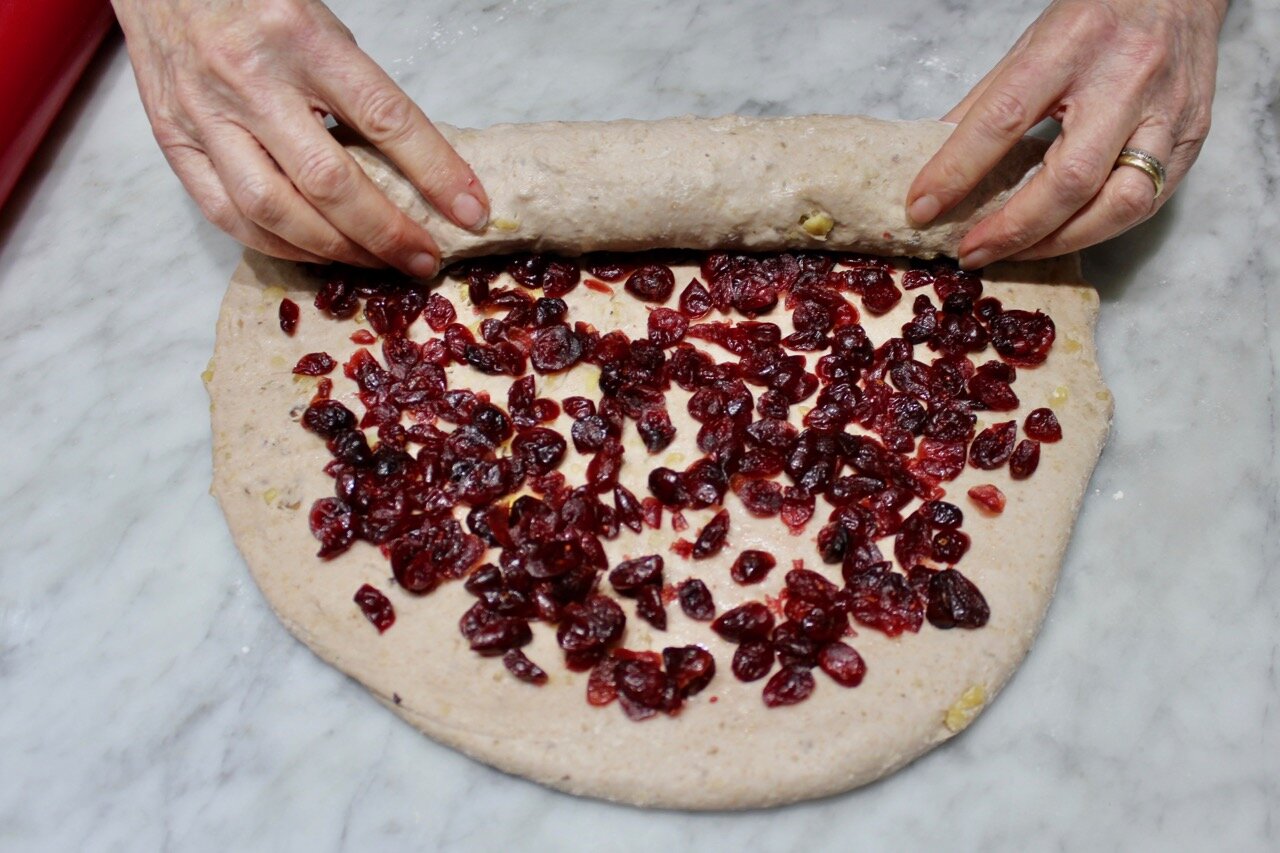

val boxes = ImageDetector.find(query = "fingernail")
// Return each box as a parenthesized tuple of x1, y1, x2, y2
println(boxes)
(451, 192, 488, 230)
(907, 194, 941, 225)
(408, 252, 439, 279)
(959, 248, 992, 270)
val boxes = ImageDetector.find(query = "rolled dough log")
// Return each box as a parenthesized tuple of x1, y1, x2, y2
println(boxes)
(348, 115, 1047, 262)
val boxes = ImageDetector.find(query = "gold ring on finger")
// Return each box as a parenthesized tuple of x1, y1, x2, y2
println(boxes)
(1115, 147, 1167, 199)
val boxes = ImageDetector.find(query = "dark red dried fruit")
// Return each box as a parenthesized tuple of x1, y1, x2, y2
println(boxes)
(511, 427, 567, 476)
(502, 649, 548, 685)
(968, 483, 1006, 514)
(990, 310, 1055, 366)
(530, 324, 583, 373)
(919, 500, 963, 529)
(637, 408, 676, 453)
(678, 279, 713, 318)
(635, 584, 668, 630)
(586, 657, 619, 705)
(818, 642, 866, 687)
(677, 579, 716, 620)
(279, 298, 300, 335)
(625, 264, 676, 303)
(711, 601, 774, 643)
(459, 602, 532, 654)
(609, 555, 664, 593)
(1009, 439, 1041, 479)
(732, 642, 775, 682)
(762, 665, 815, 707)
(648, 307, 689, 347)
(926, 569, 990, 629)
(969, 421, 1018, 469)
(847, 565, 924, 636)
(692, 510, 730, 559)
(353, 584, 395, 633)
(302, 400, 356, 438)
(731, 550, 776, 584)
(1024, 407, 1063, 442)
(293, 352, 337, 376)
(663, 645, 716, 696)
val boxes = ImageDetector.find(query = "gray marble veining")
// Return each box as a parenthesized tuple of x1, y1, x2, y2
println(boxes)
(1, 1, 1276, 850)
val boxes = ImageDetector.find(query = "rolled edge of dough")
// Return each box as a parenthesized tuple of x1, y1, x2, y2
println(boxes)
(344, 114, 1047, 263)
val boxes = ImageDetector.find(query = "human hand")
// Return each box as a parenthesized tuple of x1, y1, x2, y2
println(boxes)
(906, 0, 1226, 268)
(112, 0, 488, 277)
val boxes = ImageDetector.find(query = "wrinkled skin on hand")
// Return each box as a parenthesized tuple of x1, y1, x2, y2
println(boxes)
(907, 0, 1227, 267)
(113, 0, 489, 277)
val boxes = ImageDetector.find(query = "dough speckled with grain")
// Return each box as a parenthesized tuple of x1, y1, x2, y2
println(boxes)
(347, 115, 1048, 262)
(208, 116, 1110, 810)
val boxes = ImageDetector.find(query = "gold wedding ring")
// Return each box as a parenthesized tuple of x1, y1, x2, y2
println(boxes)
(1115, 147, 1167, 199)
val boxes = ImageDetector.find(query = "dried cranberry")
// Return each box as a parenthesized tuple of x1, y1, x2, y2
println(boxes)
(969, 421, 1018, 469)
(677, 579, 716, 620)
(678, 279, 712, 318)
(625, 264, 676, 303)
(459, 602, 532, 654)
(530, 324, 583, 373)
(931, 530, 971, 564)
(637, 408, 677, 452)
(1009, 439, 1041, 479)
(762, 665, 815, 707)
(557, 595, 626, 670)
(663, 645, 716, 696)
(919, 500, 963, 529)
(609, 555, 664, 593)
(511, 427, 567, 476)
(293, 352, 336, 376)
(860, 270, 902, 315)
(990, 310, 1055, 366)
(635, 584, 668, 630)
(691, 510, 730, 559)
(279, 298, 300, 335)
(586, 658, 619, 705)
(731, 550, 776, 584)
(1024, 407, 1063, 442)
(353, 584, 395, 632)
(302, 400, 356, 438)
(711, 602, 774, 643)
(968, 483, 1006, 513)
(502, 649, 549, 685)
(732, 642, 775, 682)
(847, 564, 924, 636)
(926, 569, 990, 629)
(818, 642, 866, 687)
(647, 307, 689, 347)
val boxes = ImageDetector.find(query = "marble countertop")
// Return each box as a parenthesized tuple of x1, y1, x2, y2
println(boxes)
(1, 1, 1276, 849)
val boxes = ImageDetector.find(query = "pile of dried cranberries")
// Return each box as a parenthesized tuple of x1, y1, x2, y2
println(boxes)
(284, 250, 1062, 720)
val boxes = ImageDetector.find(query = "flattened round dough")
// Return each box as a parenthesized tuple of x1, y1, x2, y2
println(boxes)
(208, 117, 1110, 810)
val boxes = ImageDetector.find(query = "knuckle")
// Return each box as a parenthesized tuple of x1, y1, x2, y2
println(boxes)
(1112, 177, 1155, 222)
(1051, 149, 1106, 202)
(358, 87, 415, 142)
(200, 196, 241, 234)
(1068, 2, 1119, 40)
(235, 176, 286, 226)
(295, 148, 355, 205)
(362, 217, 413, 257)
(981, 88, 1030, 138)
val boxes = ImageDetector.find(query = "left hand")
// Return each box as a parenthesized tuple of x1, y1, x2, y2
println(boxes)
(905, 0, 1227, 268)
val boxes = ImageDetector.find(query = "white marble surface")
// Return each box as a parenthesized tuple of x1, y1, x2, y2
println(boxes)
(1, 0, 1276, 849)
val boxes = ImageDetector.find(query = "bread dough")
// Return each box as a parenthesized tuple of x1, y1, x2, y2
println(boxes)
(349, 115, 1048, 262)
(208, 116, 1110, 809)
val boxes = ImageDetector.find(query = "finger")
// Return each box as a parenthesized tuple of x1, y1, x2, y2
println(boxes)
(163, 143, 327, 263)
(312, 55, 489, 231)
(956, 100, 1140, 268)
(1011, 124, 1176, 260)
(907, 60, 1069, 225)
(202, 125, 381, 267)
(254, 99, 444, 278)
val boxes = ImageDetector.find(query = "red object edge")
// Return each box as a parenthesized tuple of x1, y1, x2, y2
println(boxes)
(0, 1, 116, 211)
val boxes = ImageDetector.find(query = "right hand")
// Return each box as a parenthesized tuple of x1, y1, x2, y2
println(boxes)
(112, 0, 488, 278)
